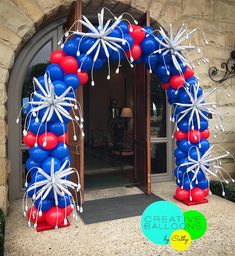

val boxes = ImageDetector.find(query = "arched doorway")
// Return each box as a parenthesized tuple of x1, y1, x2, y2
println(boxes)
(7, 2, 173, 202)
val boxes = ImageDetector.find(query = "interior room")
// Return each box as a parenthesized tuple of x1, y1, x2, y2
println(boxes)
(83, 61, 135, 189)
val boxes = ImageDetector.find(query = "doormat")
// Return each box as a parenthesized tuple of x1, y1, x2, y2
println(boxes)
(79, 193, 163, 224)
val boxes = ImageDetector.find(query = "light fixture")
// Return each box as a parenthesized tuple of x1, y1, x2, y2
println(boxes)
(209, 50, 235, 83)
(120, 107, 133, 118)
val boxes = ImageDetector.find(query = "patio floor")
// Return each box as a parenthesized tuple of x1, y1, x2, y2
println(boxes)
(4, 182, 235, 256)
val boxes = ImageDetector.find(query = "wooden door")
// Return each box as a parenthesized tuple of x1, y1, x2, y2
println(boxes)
(64, 0, 84, 204)
(134, 11, 151, 194)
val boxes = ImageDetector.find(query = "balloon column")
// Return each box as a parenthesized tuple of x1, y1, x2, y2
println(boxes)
(17, 7, 235, 231)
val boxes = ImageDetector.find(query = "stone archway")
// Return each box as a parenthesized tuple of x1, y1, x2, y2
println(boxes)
(1, 0, 234, 213)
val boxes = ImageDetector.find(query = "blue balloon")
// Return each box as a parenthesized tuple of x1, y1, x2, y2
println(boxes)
(197, 179, 208, 190)
(58, 195, 71, 208)
(182, 177, 195, 190)
(197, 138, 210, 152)
(26, 158, 41, 171)
(60, 155, 72, 168)
(117, 22, 129, 33)
(174, 148, 187, 160)
(141, 37, 157, 55)
(110, 50, 125, 62)
(80, 38, 96, 54)
(35, 198, 54, 212)
(167, 87, 179, 104)
(196, 169, 206, 181)
(30, 146, 49, 163)
(38, 108, 58, 123)
(171, 62, 186, 75)
(109, 28, 122, 38)
(174, 168, 184, 179)
(155, 65, 171, 77)
(46, 64, 64, 81)
(26, 181, 41, 198)
(158, 52, 172, 64)
(186, 77, 198, 87)
(178, 119, 191, 132)
(36, 76, 45, 87)
(195, 120, 209, 131)
(31, 172, 47, 183)
(143, 54, 158, 69)
(99, 45, 113, 58)
(42, 157, 61, 174)
(51, 143, 69, 160)
(177, 158, 192, 172)
(121, 34, 134, 51)
(143, 25, 154, 34)
(94, 58, 104, 70)
(63, 74, 80, 90)
(77, 54, 93, 71)
(179, 91, 191, 104)
(189, 147, 201, 161)
(28, 118, 46, 135)
(73, 35, 81, 41)
(48, 122, 67, 136)
(63, 40, 78, 56)
(53, 80, 68, 96)
(177, 139, 192, 153)
(173, 105, 186, 120)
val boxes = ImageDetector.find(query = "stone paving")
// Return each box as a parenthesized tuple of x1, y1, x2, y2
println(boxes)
(5, 182, 235, 256)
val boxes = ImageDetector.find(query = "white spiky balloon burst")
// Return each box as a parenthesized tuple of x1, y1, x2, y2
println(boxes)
(23, 158, 82, 229)
(171, 81, 225, 142)
(16, 72, 84, 144)
(175, 145, 235, 201)
(146, 24, 209, 75)
(58, 7, 139, 86)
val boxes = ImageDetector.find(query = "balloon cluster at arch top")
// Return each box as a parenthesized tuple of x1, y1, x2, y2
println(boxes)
(18, 8, 235, 230)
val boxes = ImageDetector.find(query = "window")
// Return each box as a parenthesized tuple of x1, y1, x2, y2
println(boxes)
(150, 75, 173, 181)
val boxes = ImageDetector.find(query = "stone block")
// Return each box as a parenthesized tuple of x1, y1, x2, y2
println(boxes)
(214, 0, 235, 24)
(0, 120, 7, 143)
(12, 0, 44, 26)
(0, 0, 35, 40)
(0, 68, 9, 85)
(0, 144, 6, 158)
(0, 185, 8, 215)
(183, 0, 213, 17)
(0, 43, 15, 70)
(0, 158, 8, 186)
(158, 4, 182, 28)
(0, 87, 7, 104)
(0, 24, 21, 51)
(225, 34, 235, 49)
(149, 0, 166, 20)
(217, 86, 235, 106)
(0, 105, 6, 120)
(131, 0, 152, 13)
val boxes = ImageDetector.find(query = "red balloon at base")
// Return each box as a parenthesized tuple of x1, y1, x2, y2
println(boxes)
(184, 66, 195, 79)
(175, 187, 190, 201)
(58, 132, 69, 144)
(45, 207, 65, 227)
(174, 130, 187, 140)
(128, 25, 145, 43)
(27, 206, 45, 224)
(38, 132, 58, 150)
(188, 129, 201, 143)
(63, 204, 73, 217)
(170, 75, 185, 89)
(203, 188, 209, 197)
(127, 43, 142, 61)
(191, 187, 205, 202)
(200, 129, 210, 139)
(23, 131, 36, 147)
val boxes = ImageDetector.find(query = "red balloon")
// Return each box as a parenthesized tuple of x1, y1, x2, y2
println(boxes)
(169, 75, 185, 89)
(50, 50, 65, 65)
(45, 207, 65, 227)
(188, 129, 201, 143)
(203, 188, 209, 197)
(38, 132, 58, 150)
(23, 131, 36, 147)
(200, 129, 210, 139)
(58, 132, 69, 144)
(77, 71, 89, 85)
(174, 130, 187, 140)
(127, 43, 142, 61)
(160, 83, 169, 90)
(27, 206, 45, 223)
(191, 187, 205, 202)
(184, 66, 195, 79)
(60, 56, 78, 74)
(128, 24, 145, 43)
(63, 204, 73, 217)
(175, 187, 190, 201)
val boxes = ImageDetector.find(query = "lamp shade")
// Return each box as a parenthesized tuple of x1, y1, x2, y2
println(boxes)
(120, 107, 133, 117)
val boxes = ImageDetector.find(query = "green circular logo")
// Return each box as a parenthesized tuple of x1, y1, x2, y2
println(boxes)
(183, 210, 207, 240)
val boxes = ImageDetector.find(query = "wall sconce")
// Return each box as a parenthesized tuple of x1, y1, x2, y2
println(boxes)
(209, 50, 235, 83)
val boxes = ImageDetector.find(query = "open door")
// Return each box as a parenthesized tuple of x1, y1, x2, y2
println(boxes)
(64, 1, 84, 204)
(134, 11, 151, 194)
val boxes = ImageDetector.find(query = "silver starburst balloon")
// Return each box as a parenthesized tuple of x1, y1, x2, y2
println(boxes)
(176, 145, 235, 201)
(16, 72, 84, 143)
(146, 24, 209, 75)
(23, 158, 82, 228)
(58, 7, 139, 86)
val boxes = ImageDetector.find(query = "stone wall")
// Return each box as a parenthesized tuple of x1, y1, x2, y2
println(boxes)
(0, 0, 234, 213)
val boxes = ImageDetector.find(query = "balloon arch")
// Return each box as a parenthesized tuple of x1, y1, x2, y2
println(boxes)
(17, 8, 234, 231)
